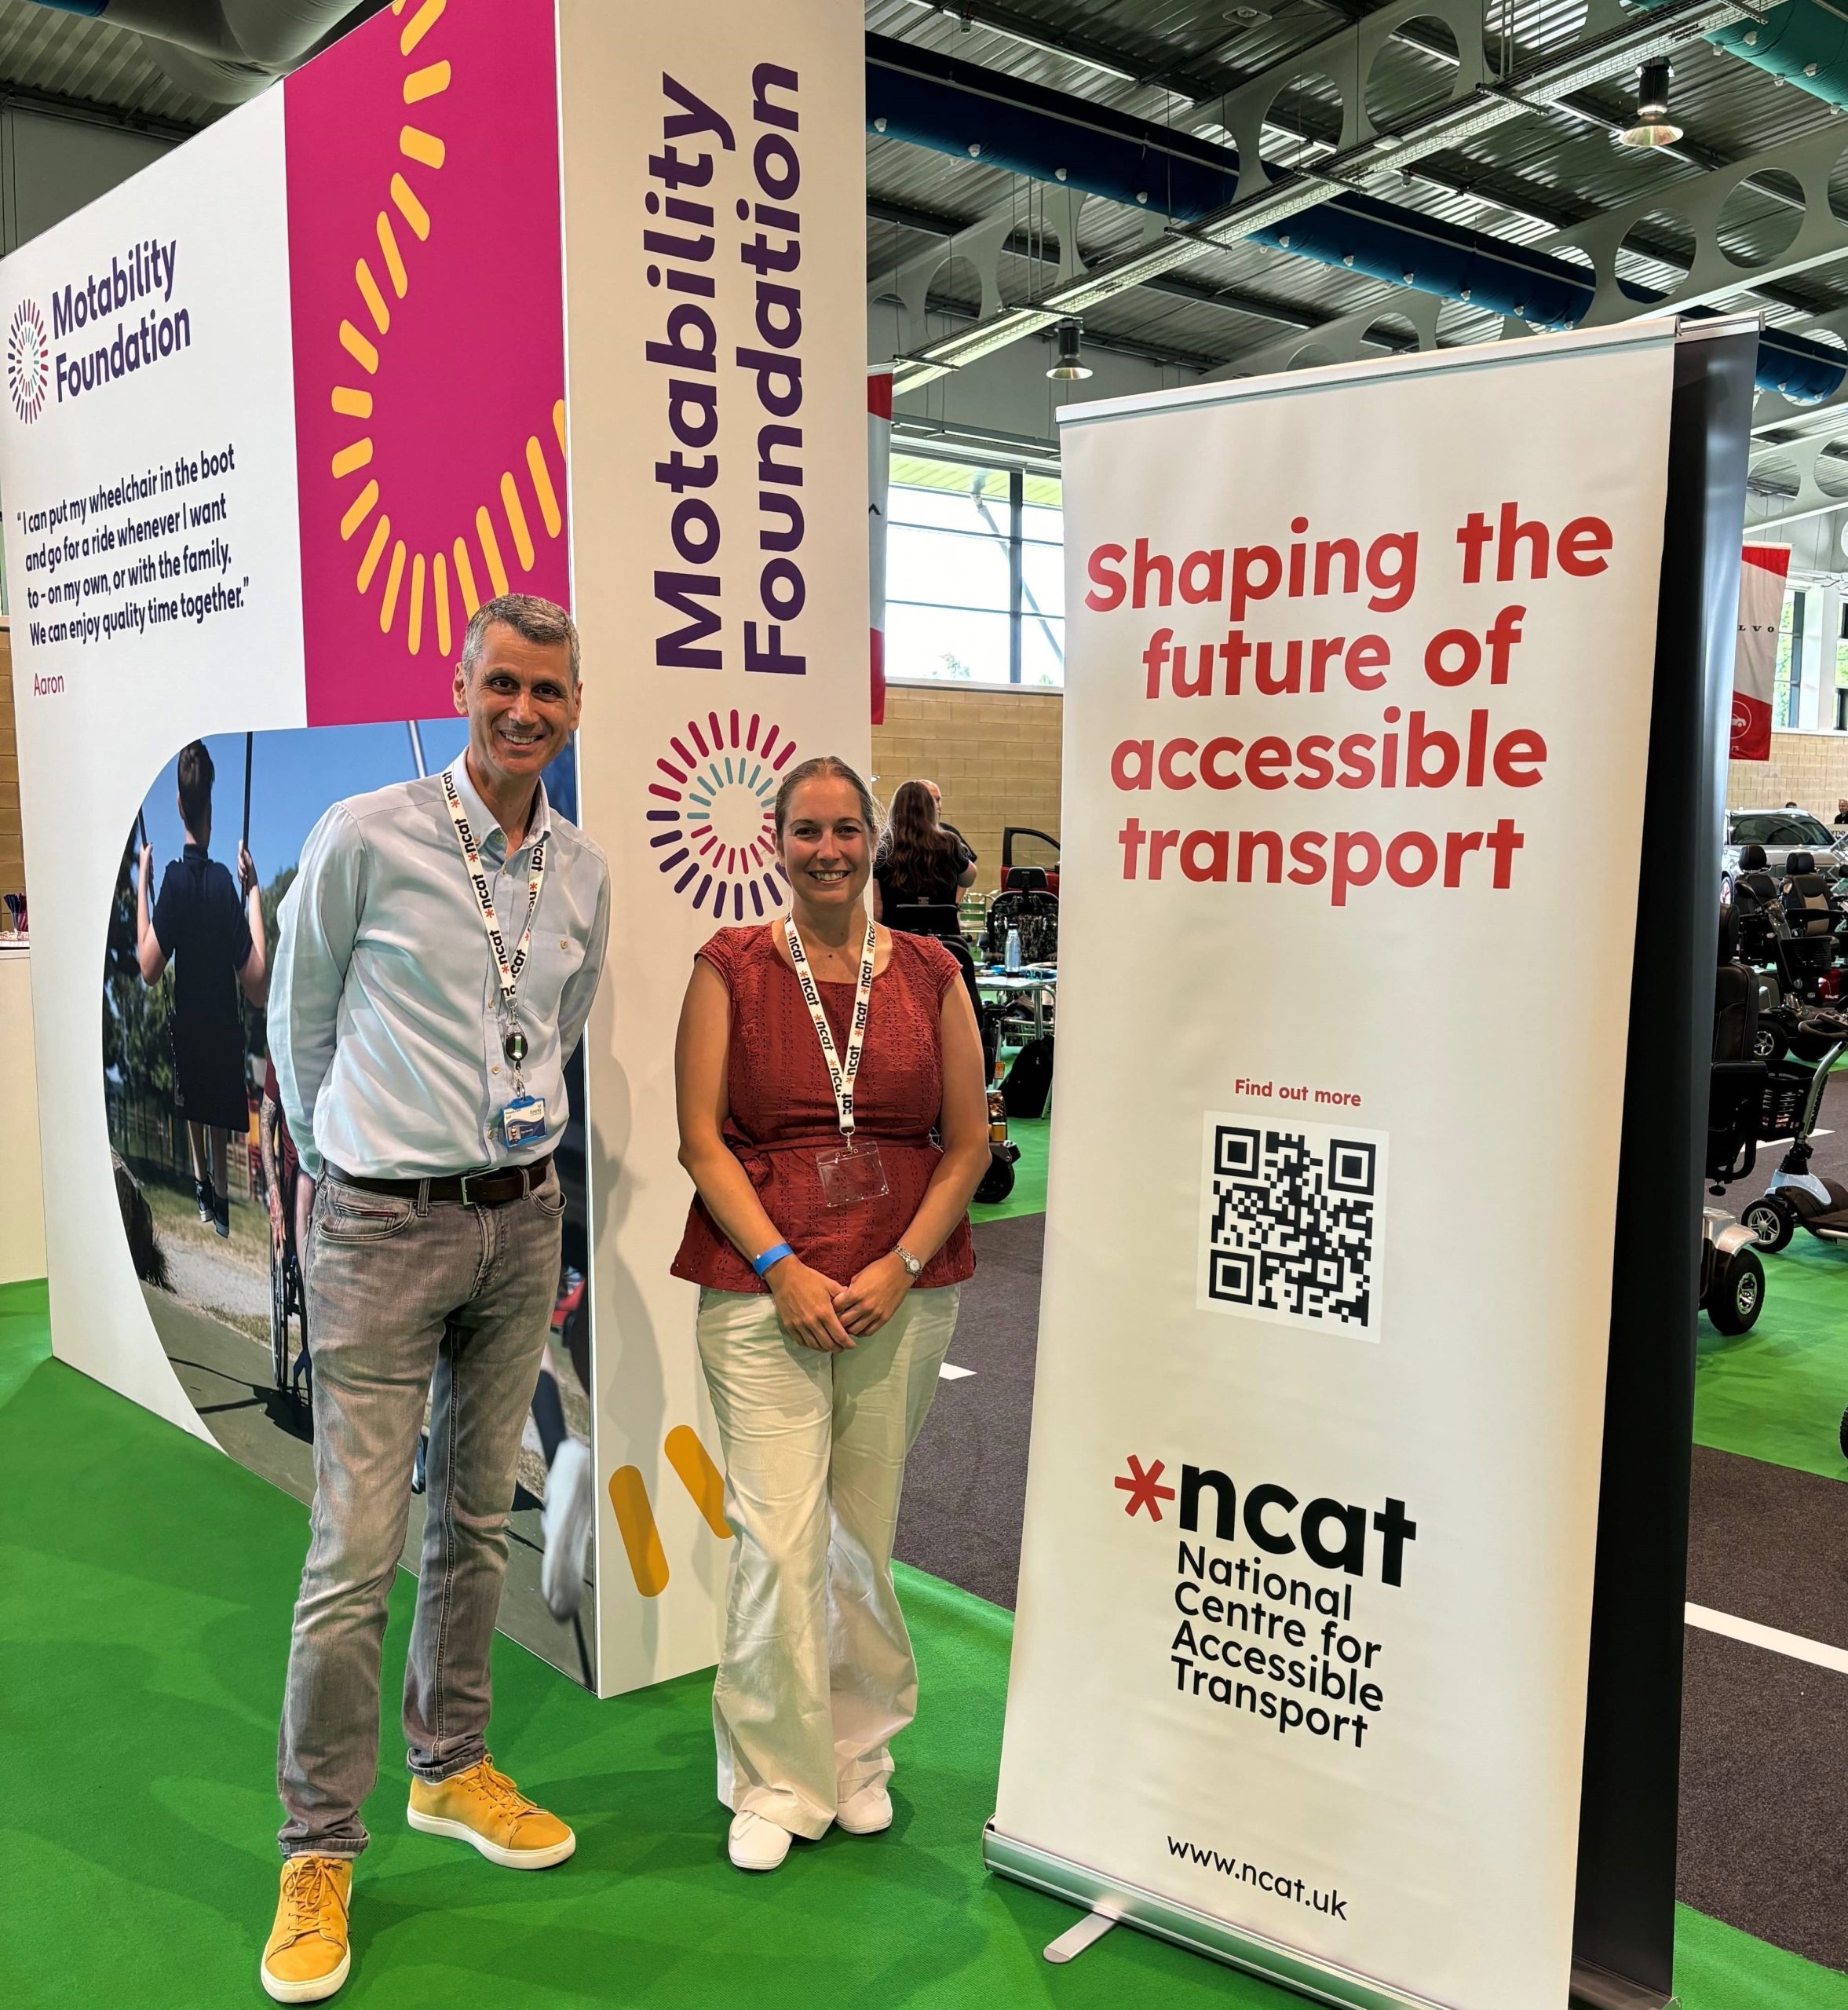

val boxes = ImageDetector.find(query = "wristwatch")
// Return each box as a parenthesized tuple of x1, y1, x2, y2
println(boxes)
(893, 1245, 923, 1280)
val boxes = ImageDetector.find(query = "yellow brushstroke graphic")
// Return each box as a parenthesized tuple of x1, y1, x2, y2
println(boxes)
(608, 1467, 670, 1598)
(400, 125, 446, 170)
(356, 259, 390, 334)
(553, 399, 566, 454)
(332, 438, 373, 481)
(339, 321, 379, 375)
(357, 514, 392, 592)
(433, 552, 453, 655)
(340, 480, 381, 542)
(331, 386, 373, 420)
(400, 0, 445, 56)
(664, 1426, 732, 1538)
(375, 214, 408, 298)
(452, 537, 480, 616)
(407, 552, 426, 655)
(391, 173, 431, 242)
(476, 506, 509, 596)
(500, 472, 535, 571)
(379, 540, 407, 631)
(404, 60, 451, 104)
(525, 437, 561, 537)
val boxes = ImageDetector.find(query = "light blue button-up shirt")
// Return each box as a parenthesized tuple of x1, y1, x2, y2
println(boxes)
(269, 758, 610, 1181)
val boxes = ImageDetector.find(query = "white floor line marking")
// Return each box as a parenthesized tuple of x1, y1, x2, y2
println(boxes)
(1685, 1603, 1848, 1677)
(938, 1363, 975, 1381)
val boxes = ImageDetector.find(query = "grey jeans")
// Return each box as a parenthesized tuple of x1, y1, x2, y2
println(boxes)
(276, 1166, 564, 1858)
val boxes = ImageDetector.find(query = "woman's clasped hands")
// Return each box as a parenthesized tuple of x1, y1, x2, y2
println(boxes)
(766, 1251, 915, 1350)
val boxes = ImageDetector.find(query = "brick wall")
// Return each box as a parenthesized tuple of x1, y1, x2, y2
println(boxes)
(0, 626, 20, 907)
(870, 682, 1063, 887)
(1729, 735, 1848, 819)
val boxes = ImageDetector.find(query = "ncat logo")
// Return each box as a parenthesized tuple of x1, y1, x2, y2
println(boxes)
(7, 300, 48, 423)
(1115, 1453, 1418, 1585)
(648, 709, 798, 920)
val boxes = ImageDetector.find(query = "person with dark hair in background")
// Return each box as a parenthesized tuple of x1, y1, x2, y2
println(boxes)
(872, 779, 977, 935)
(875, 779, 984, 1033)
(137, 739, 268, 1238)
(673, 754, 990, 1873)
(918, 777, 975, 871)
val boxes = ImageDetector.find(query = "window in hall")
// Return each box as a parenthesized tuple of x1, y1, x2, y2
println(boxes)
(1835, 601, 1848, 730)
(1776, 585, 1813, 730)
(885, 453, 1064, 687)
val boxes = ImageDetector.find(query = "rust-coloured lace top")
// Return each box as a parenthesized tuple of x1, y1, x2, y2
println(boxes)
(670, 924, 977, 1294)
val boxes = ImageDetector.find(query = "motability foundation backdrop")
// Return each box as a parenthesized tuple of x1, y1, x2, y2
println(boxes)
(993, 326, 1676, 2008)
(0, 0, 869, 1700)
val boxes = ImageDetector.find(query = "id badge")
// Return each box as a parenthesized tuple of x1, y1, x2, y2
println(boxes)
(816, 1138, 890, 1209)
(502, 1095, 548, 1148)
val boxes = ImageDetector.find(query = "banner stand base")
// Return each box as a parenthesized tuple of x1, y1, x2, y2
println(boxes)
(984, 1822, 1457, 2010)
(1569, 1961, 1679, 2010)
(1043, 1910, 1116, 1964)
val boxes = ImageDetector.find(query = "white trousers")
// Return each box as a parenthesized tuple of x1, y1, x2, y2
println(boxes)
(696, 1283, 959, 1837)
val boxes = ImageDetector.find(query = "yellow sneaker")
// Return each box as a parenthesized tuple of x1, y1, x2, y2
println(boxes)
(260, 1855, 352, 2004)
(407, 1756, 575, 1869)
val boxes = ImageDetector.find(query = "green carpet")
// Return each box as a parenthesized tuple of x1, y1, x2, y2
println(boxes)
(971, 1114, 1047, 1223)
(1696, 1238, 1848, 1482)
(2, 1277, 1842, 2008)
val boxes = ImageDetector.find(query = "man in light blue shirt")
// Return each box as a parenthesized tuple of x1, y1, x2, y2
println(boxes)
(260, 594, 608, 2006)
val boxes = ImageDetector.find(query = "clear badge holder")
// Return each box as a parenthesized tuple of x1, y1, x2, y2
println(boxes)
(816, 1138, 890, 1209)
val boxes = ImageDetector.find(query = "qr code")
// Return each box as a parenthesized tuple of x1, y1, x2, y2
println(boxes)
(1196, 1115, 1389, 1340)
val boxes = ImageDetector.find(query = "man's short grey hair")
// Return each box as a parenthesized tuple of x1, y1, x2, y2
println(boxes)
(461, 594, 580, 684)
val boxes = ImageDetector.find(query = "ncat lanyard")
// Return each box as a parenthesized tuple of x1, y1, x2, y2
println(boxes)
(783, 912, 875, 1142)
(441, 768, 547, 1086)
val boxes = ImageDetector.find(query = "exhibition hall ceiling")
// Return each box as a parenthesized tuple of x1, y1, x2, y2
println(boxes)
(0, 0, 1843, 514)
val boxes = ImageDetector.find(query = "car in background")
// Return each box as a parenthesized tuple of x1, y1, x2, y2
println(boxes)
(1722, 809, 1848, 901)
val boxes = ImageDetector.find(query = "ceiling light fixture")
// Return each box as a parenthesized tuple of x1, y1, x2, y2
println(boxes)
(903, 0, 1141, 84)
(1620, 59, 1683, 148)
(1046, 318, 1094, 381)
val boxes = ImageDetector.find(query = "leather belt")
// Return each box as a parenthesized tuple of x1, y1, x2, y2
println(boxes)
(327, 1153, 553, 1209)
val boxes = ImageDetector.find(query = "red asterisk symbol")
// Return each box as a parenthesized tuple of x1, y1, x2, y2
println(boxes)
(1116, 1454, 1175, 1521)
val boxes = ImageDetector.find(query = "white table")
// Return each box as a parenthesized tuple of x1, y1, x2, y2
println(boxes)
(977, 967, 1057, 1040)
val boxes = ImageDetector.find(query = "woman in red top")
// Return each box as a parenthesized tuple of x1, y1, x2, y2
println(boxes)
(674, 755, 989, 1871)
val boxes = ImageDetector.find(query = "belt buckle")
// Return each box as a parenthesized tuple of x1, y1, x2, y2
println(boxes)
(458, 1167, 488, 1208)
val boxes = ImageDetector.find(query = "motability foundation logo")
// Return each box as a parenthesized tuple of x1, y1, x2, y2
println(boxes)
(648, 710, 798, 921)
(7, 300, 49, 423)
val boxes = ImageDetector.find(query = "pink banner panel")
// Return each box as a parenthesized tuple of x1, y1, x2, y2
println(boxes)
(287, 0, 568, 726)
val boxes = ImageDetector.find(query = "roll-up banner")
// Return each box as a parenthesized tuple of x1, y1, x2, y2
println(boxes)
(1731, 543, 1790, 760)
(988, 321, 1740, 2010)
(0, 0, 866, 1701)
(557, 0, 869, 1695)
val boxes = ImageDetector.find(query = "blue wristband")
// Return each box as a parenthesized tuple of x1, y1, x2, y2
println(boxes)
(751, 1241, 794, 1277)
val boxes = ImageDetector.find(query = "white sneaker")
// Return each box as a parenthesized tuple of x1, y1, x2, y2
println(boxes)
(539, 1438, 593, 1621)
(836, 1783, 893, 1835)
(728, 1811, 793, 1871)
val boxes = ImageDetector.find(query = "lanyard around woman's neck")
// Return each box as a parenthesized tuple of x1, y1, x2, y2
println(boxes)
(783, 912, 875, 1143)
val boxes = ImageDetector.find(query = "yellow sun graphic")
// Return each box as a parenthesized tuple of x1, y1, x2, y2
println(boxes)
(329, 0, 568, 658)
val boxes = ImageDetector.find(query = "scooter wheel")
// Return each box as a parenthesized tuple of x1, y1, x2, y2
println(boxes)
(1751, 1027, 1782, 1062)
(973, 1152, 1017, 1207)
(1707, 1247, 1764, 1337)
(1742, 1196, 1795, 1254)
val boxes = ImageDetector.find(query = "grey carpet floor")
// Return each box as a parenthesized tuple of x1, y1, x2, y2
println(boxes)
(900, 1213, 1848, 1972)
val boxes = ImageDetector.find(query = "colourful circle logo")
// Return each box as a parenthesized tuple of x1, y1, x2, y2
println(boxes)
(648, 711, 798, 920)
(8, 301, 48, 424)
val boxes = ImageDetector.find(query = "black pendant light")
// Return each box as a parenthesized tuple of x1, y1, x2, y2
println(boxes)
(1620, 59, 1682, 148)
(1046, 318, 1093, 381)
